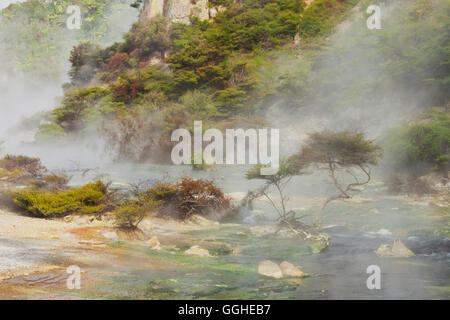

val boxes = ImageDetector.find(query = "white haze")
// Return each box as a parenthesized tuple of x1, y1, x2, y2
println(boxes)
(267, 0, 426, 158)
(0, 1, 26, 10)
(0, 0, 138, 168)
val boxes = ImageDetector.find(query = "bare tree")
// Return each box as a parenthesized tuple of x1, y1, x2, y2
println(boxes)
(245, 158, 318, 238)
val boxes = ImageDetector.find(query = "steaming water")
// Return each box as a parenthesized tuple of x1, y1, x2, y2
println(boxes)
(0, 0, 448, 299)
(1, 164, 447, 299)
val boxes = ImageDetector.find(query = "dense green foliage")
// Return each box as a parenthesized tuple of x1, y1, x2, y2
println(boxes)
(0, 0, 137, 79)
(382, 110, 450, 174)
(38, 0, 359, 159)
(299, 131, 383, 167)
(299, 0, 359, 38)
(13, 0, 446, 176)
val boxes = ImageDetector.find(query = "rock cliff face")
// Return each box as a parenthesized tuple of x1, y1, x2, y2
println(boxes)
(140, 0, 221, 24)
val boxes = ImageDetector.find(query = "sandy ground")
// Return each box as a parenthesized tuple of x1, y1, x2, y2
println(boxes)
(0, 209, 96, 240)
(0, 207, 222, 284)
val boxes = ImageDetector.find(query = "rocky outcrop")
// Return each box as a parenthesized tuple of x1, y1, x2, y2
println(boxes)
(140, 0, 225, 24)
(258, 260, 283, 279)
(376, 239, 415, 258)
(280, 261, 305, 277)
(258, 260, 305, 279)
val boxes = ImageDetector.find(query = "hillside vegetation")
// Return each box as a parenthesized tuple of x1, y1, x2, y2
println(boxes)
(0, 0, 137, 80)
(35, 0, 361, 160)
(2, 0, 448, 175)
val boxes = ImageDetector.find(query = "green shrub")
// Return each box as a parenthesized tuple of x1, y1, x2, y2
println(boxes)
(299, 0, 359, 39)
(113, 196, 160, 229)
(12, 181, 108, 217)
(180, 90, 219, 120)
(35, 123, 66, 141)
(113, 184, 167, 228)
(382, 110, 450, 174)
(52, 86, 110, 132)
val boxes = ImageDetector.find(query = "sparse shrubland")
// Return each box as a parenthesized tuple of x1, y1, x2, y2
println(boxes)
(0, 155, 234, 225)
(246, 130, 382, 229)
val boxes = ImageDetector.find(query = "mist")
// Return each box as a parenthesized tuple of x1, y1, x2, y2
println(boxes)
(0, 0, 138, 168)
(268, 0, 445, 162)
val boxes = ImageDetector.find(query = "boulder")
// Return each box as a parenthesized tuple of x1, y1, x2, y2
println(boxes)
(280, 261, 305, 278)
(258, 260, 283, 279)
(141, 0, 210, 24)
(376, 239, 415, 257)
(185, 245, 211, 257)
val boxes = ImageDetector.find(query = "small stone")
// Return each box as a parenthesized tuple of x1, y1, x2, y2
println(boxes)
(258, 260, 283, 279)
(185, 245, 211, 257)
(280, 261, 305, 278)
(231, 248, 240, 256)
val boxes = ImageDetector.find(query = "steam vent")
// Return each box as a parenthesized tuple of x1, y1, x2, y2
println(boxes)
(140, 0, 224, 24)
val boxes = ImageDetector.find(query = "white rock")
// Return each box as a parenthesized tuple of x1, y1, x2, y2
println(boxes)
(280, 261, 305, 278)
(258, 260, 283, 279)
(185, 245, 211, 257)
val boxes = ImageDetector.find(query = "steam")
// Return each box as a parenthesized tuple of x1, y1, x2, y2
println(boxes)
(0, 1, 26, 10)
(266, 0, 441, 158)
(0, 0, 138, 168)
